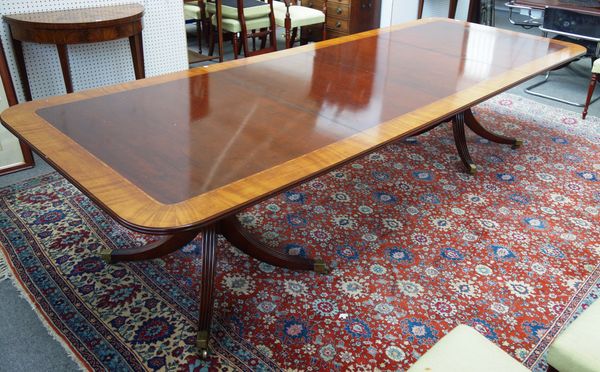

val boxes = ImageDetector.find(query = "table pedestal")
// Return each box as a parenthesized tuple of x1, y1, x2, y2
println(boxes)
(100, 215, 328, 358)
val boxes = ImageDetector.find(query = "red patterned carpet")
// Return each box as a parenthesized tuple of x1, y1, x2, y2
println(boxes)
(1, 93, 599, 371)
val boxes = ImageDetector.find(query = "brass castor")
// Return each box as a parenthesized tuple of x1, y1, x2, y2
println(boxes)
(197, 330, 209, 359)
(99, 249, 113, 264)
(314, 259, 329, 274)
(512, 139, 523, 149)
(200, 349, 209, 359)
(467, 164, 477, 175)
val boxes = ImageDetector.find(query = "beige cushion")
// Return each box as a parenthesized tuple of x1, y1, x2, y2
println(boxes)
(205, 1, 271, 20)
(593, 58, 600, 74)
(271, 0, 286, 11)
(211, 14, 272, 33)
(547, 299, 600, 372)
(273, 4, 325, 28)
(184, 3, 207, 20)
(407, 325, 529, 372)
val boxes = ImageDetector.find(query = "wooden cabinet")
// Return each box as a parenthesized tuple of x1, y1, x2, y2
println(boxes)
(301, 0, 381, 40)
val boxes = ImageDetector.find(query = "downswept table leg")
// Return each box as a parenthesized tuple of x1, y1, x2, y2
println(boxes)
(100, 229, 200, 263)
(100, 225, 217, 358)
(197, 225, 217, 359)
(219, 215, 329, 273)
(452, 108, 523, 174)
(463, 109, 523, 149)
(452, 112, 477, 174)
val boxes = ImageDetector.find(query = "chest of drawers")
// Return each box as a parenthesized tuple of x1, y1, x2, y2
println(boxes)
(301, 0, 381, 40)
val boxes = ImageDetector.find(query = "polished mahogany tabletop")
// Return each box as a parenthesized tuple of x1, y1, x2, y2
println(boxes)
(0, 18, 585, 233)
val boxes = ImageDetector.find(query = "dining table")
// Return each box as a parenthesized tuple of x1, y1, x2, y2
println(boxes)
(0, 18, 585, 357)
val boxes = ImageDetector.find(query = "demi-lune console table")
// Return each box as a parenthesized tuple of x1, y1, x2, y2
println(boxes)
(3, 4, 145, 101)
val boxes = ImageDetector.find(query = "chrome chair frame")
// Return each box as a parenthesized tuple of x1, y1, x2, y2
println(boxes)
(504, 1, 543, 28)
(524, 9, 600, 107)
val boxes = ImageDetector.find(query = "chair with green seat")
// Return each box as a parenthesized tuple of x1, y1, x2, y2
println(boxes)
(546, 298, 600, 371)
(183, 0, 210, 52)
(207, 0, 277, 59)
(272, 0, 327, 49)
(407, 325, 529, 372)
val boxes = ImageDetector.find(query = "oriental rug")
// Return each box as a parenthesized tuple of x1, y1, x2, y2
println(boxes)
(1, 93, 599, 371)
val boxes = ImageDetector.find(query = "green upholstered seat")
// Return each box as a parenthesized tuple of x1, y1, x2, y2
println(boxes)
(205, 0, 272, 20)
(407, 325, 529, 372)
(593, 58, 600, 74)
(183, 3, 207, 20)
(272, 1, 325, 28)
(211, 14, 272, 33)
(547, 299, 600, 372)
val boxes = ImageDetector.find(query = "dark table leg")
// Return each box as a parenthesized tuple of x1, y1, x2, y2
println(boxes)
(56, 44, 73, 94)
(101, 215, 328, 360)
(100, 228, 200, 263)
(197, 225, 217, 359)
(219, 215, 328, 273)
(128, 32, 145, 80)
(11, 39, 32, 101)
(451, 108, 523, 174)
(463, 108, 522, 148)
(100, 226, 218, 359)
(452, 111, 477, 174)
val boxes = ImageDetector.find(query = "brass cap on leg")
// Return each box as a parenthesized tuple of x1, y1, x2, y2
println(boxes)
(512, 139, 523, 149)
(314, 259, 329, 274)
(99, 249, 113, 264)
(196, 330, 209, 358)
(468, 164, 477, 175)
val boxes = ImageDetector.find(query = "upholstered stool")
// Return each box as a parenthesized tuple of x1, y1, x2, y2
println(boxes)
(547, 299, 600, 371)
(582, 58, 600, 120)
(407, 325, 529, 371)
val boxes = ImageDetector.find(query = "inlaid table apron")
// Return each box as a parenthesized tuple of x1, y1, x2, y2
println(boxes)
(0, 18, 585, 357)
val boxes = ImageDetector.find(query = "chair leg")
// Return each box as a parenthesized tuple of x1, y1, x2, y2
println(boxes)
(260, 27, 267, 49)
(285, 16, 292, 49)
(582, 73, 598, 120)
(232, 34, 239, 59)
(237, 34, 244, 56)
(322, 22, 326, 41)
(208, 25, 215, 56)
(448, 0, 458, 18)
(290, 27, 298, 47)
(196, 19, 202, 52)
(417, 0, 425, 19)
(203, 19, 211, 44)
(285, 28, 291, 49)
(269, 13, 277, 51)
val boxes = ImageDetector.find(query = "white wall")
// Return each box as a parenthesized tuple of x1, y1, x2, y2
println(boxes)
(380, 0, 471, 27)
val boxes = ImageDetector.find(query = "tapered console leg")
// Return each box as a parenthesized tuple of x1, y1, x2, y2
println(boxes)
(197, 225, 217, 359)
(100, 229, 200, 263)
(219, 216, 328, 273)
(464, 109, 522, 149)
(452, 112, 477, 174)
